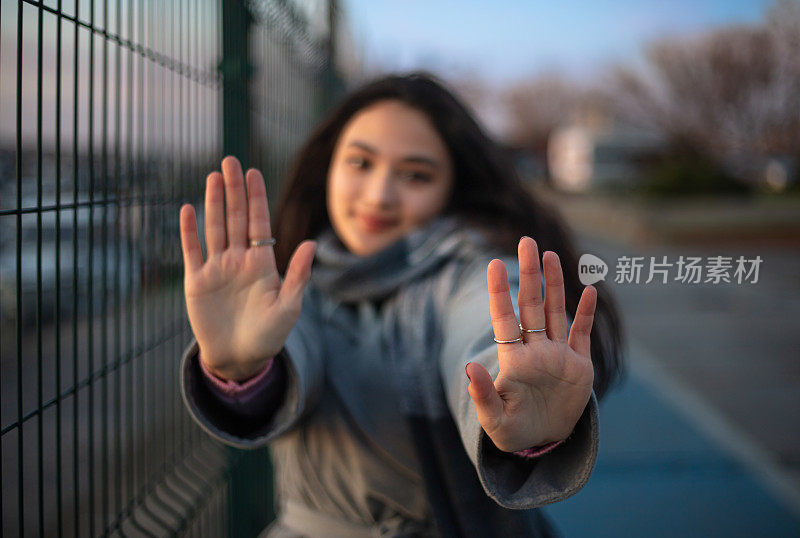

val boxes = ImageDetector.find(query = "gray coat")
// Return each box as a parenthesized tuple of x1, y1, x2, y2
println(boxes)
(180, 216, 599, 537)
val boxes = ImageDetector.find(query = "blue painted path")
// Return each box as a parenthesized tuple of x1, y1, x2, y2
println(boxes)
(543, 371, 800, 537)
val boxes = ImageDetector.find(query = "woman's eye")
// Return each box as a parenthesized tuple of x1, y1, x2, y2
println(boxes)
(400, 170, 433, 183)
(346, 156, 370, 169)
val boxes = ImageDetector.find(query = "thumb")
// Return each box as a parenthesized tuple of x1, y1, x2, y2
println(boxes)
(466, 362, 504, 433)
(278, 240, 316, 309)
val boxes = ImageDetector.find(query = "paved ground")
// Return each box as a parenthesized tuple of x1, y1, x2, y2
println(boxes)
(544, 365, 800, 537)
(539, 191, 800, 536)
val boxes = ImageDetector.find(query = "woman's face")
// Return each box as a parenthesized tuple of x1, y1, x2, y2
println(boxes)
(327, 100, 454, 257)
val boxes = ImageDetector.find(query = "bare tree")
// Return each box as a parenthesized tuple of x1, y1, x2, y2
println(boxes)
(501, 74, 594, 153)
(608, 0, 800, 159)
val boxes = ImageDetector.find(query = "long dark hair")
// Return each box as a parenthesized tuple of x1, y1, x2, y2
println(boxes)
(274, 72, 625, 399)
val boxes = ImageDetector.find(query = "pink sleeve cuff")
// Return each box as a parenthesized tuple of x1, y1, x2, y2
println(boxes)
(199, 351, 274, 400)
(513, 439, 566, 459)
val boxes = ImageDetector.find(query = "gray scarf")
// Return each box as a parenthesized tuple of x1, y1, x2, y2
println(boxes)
(310, 214, 483, 303)
(310, 214, 489, 417)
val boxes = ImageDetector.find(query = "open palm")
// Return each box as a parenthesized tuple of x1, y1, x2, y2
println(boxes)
(179, 156, 316, 381)
(466, 237, 596, 452)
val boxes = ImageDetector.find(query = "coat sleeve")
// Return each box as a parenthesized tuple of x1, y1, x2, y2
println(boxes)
(438, 256, 600, 509)
(179, 288, 326, 449)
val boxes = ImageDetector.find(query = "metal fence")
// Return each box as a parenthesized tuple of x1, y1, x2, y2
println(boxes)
(0, 0, 338, 535)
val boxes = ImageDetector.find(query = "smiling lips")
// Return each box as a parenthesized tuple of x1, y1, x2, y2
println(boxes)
(356, 213, 397, 233)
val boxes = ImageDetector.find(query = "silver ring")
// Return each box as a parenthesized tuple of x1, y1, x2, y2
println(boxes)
(519, 323, 546, 333)
(493, 334, 524, 344)
(250, 238, 276, 248)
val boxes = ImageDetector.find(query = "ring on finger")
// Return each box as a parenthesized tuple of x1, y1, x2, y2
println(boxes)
(519, 323, 546, 333)
(250, 238, 276, 248)
(493, 332, 524, 344)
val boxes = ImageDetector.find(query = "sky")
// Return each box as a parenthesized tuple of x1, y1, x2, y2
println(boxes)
(341, 0, 776, 85)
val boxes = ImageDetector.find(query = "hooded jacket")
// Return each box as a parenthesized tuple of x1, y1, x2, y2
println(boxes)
(180, 215, 599, 537)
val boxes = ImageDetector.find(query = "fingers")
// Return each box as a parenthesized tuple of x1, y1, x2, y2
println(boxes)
(543, 251, 568, 343)
(487, 259, 520, 343)
(205, 157, 270, 256)
(179, 204, 203, 273)
(466, 362, 504, 433)
(517, 237, 546, 338)
(245, 168, 272, 244)
(568, 285, 597, 358)
(490, 246, 570, 345)
(204, 171, 226, 255)
(278, 240, 317, 310)
(221, 156, 248, 249)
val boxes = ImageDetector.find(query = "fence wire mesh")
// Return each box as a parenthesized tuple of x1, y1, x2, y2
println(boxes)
(0, 0, 337, 535)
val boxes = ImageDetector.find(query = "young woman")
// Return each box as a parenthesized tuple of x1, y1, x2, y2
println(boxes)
(178, 72, 624, 537)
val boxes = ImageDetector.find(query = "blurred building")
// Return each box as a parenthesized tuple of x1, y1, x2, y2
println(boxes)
(547, 121, 664, 193)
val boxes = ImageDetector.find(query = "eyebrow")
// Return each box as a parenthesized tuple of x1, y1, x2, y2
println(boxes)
(347, 140, 442, 169)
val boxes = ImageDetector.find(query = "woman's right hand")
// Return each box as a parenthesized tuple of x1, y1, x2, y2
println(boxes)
(179, 156, 317, 382)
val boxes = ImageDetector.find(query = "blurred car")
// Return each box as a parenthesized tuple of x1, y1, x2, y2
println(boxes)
(0, 207, 141, 326)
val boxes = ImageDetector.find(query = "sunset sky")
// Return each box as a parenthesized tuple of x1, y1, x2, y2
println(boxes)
(342, 0, 775, 84)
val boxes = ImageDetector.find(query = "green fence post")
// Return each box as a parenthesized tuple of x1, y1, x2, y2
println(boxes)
(319, 0, 344, 115)
(221, 1, 275, 537)
(222, 0, 254, 166)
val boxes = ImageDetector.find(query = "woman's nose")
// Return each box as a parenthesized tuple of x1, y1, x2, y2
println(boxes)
(362, 167, 396, 207)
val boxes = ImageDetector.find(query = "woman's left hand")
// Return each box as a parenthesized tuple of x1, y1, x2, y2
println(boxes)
(466, 236, 596, 453)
